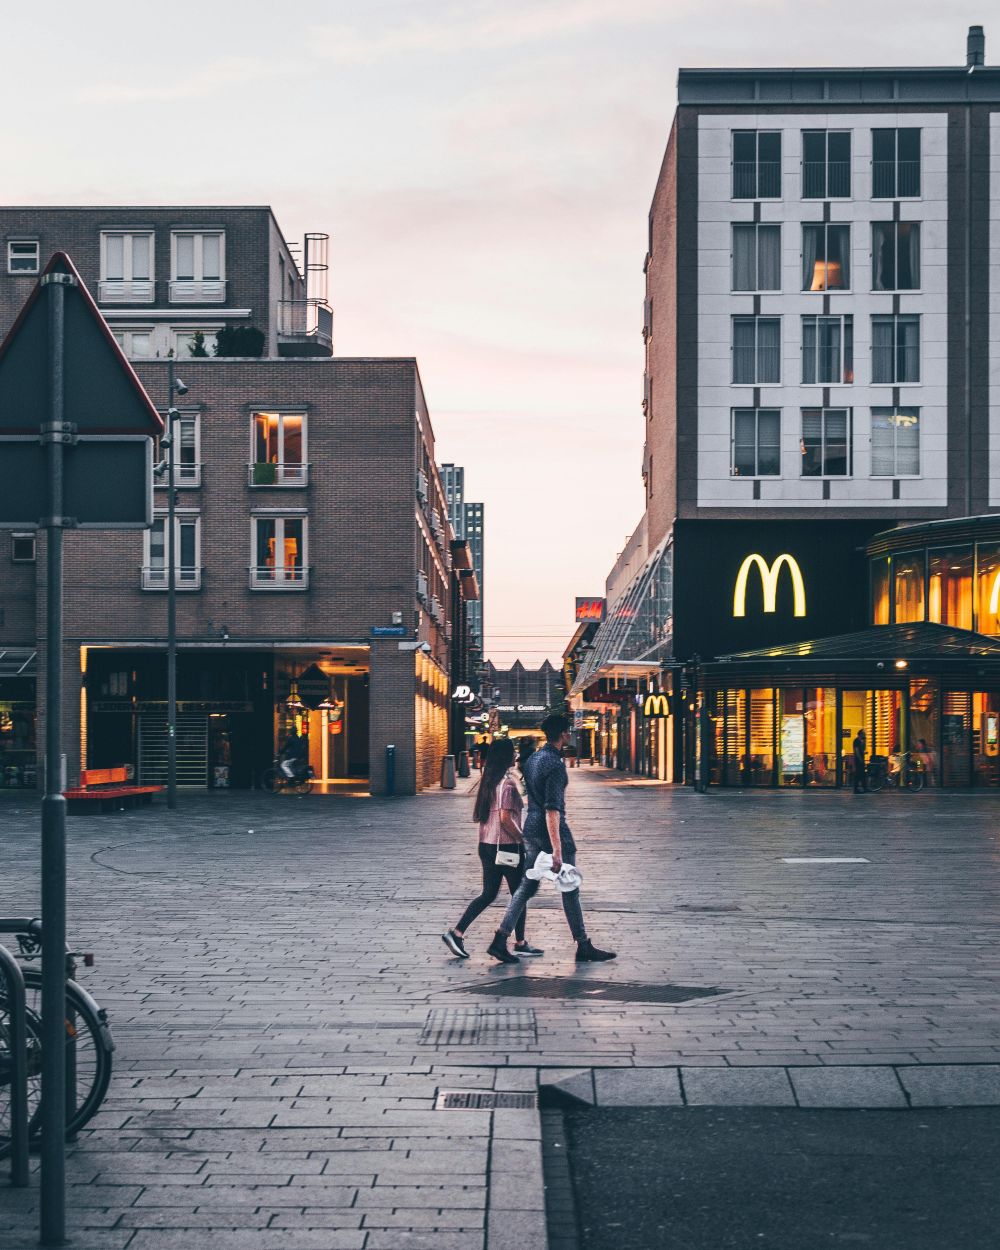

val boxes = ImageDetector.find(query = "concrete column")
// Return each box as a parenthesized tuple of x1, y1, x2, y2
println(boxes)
(368, 639, 417, 795)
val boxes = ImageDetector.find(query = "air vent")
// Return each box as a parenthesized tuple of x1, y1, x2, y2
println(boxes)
(436, 1091, 538, 1110)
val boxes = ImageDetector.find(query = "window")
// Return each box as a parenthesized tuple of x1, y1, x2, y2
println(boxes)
(928, 547, 973, 631)
(172, 328, 219, 358)
(975, 544, 1000, 635)
(731, 224, 781, 291)
(7, 241, 39, 274)
(802, 130, 851, 198)
(802, 315, 853, 385)
(732, 131, 781, 199)
(99, 231, 154, 302)
(111, 328, 154, 359)
(143, 516, 200, 589)
(170, 231, 226, 302)
(801, 408, 851, 476)
(872, 128, 920, 198)
(252, 516, 307, 588)
(872, 222, 920, 290)
(731, 409, 781, 477)
(11, 533, 35, 562)
(870, 315, 919, 385)
(732, 317, 781, 385)
(894, 551, 925, 622)
(871, 407, 920, 476)
(251, 411, 307, 486)
(802, 224, 850, 291)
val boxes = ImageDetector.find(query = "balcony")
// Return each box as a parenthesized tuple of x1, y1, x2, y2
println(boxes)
(99, 279, 155, 304)
(872, 160, 920, 199)
(732, 161, 781, 199)
(141, 566, 202, 591)
(155, 462, 202, 488)
(249, 565, 310, 591)
(169, 279, 227, 304)
(248, 462, 309, 487)
(802, 161, 851, 198)
(277, 299, 334, 358)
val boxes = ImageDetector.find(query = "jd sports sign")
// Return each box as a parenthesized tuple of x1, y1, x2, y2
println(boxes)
(733, 553, 806, 618)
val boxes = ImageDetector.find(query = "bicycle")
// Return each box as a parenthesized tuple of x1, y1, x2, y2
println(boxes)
(0, 919, 114, 1159)
(866, 752, 925, 793)
(260, 759, 314, 795)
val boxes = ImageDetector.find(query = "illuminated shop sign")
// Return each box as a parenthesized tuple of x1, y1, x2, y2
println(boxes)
(643, 693, 672, 718)
(452, 685, 477, 704)
(575, 597, 607, 623)
(496, 704, 546, 713)
(733, 554, 806, 618)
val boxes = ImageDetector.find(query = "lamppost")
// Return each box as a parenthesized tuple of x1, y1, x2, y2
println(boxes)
(156, 360, 189, 809)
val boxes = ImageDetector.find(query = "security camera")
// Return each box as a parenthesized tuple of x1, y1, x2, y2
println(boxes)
(174, 378, 189, 396)
(419, 642, 432, 654)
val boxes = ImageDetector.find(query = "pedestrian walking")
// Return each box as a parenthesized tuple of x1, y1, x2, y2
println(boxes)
(852, 728, 868, 793)
(487, 714, 615, 965)
(475, 735, 490, 771)
(442, 738, 543, 961)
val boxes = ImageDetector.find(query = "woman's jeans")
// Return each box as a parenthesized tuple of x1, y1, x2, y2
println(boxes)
(498, 837, 587, 943)
(457, 845, 527, 941)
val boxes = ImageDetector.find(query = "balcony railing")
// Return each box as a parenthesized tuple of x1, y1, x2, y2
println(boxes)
(249, 565, 310, 590)
(154, 462, 202, 488)
(277, 299, 333, 352)
(802, 161, 851, 198)
(872, 160, 920, 199)
(248, 462, 309, 487)
(98, 278, 155, 304)
(141, 566, 202, 590)
(732, 161, 781, 199)
(169, 278, 227, 304)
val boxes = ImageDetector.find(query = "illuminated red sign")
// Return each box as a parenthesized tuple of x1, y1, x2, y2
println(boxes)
(575, 597, 606, 623)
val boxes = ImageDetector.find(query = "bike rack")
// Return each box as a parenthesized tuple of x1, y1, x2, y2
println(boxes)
(0, 942, 30, 1187)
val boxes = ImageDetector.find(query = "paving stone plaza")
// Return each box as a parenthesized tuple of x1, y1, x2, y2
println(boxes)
(4, 769, 1000, 1248)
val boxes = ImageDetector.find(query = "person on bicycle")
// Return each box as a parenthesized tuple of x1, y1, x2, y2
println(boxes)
(852, 729, 868, 793)
(279, 727, 309, 780)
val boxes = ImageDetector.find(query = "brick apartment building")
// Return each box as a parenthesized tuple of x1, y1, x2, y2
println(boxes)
(0, 206, 459, 794)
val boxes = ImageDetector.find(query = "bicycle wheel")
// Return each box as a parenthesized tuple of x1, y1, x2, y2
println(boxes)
(260, 767, 279, 792)
(867, 767, 885, 793)
(0, 995, 43, 1160)
(907, 767, 925, 793)
(287, 774, 312, 795)
(20, 971, 114, 1136)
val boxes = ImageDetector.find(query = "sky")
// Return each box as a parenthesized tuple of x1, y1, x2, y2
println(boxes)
(2, 1, 990, 664)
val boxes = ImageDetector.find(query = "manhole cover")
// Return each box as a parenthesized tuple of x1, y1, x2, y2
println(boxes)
(436, 1091, 538, 1110)
(450, 978, 726, 1005)
(420, 1006, 538, 1046)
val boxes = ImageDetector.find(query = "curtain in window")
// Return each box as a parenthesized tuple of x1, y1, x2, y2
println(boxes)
(896, 411, 919, 475)
(802, 225, 820, 290)
(175, 236, 195, 281)
(732, 225, 756, 290)
(827, 226, 850, 289)
(756, 319, 781, 384)
(802, 318, 817, 384)
(871, 316, 894, 383)
(105, 235, 125, 281)
(732, 318, 756, 383)
(825, 409, 850, 476)
(732, 410, 757, 475)
(131, 235, 150, 281)
(899, 223, 920, 289)
(757, 225, 780, 289)
(898, 315, 919, 382)
(801, 409, 823, 476)
(757, 410, 781, 475)
(870, 410, 896, 476)
(818, 318, 840, 384)
(202, 235, 221, 280)
(872, 223, 893, 291)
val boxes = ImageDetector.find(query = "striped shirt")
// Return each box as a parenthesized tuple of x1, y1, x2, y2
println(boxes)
(477, 774, 524, 846)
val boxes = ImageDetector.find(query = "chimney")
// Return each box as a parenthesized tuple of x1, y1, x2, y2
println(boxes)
(967, 25, 985, 67)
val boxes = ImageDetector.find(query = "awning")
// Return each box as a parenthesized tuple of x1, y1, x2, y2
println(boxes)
(0, 649, 37, 678)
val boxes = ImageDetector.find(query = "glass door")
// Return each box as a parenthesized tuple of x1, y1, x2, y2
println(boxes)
(747, 688, 775, 786)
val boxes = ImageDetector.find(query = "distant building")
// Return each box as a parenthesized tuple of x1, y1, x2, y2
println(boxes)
(440, 463, 465, 539)
(464, 501, 485, 652)
(484, 659, 564, 731)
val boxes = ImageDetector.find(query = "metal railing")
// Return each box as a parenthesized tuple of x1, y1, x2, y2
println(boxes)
(872, 160, 920, 198)
(248, 461, 309, 487)
(168, 278, 227, 303)
(0, 942, 29, 1187)
(802, 161, 851, 198)
(97, 278, 154, 304)
(141, 566, 202, 591)
(732, 161, 781, 199)
(249, 565, 310, 590)
(277, 299, 333, 348)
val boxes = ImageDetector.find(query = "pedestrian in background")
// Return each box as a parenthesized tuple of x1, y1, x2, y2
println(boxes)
(442, 738, 543, 961)
(853, 728, 868, 793)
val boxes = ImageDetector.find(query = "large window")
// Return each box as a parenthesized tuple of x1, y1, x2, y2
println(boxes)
(871, 408, 919, 477)
(7, 241, 39, 274)
(802, 315, 853, 385)
(731, 224, 781, 291)
(801, 408, 851, 477)
(732, 131, 781, 199)
(252, 516, 307, 589)
(872, 222, 920, 290)
(143, 516, 200, 590)
(893, 551, 925, 622)
(928, 547, 973, 631)
(872, 557, 890, 625)
(872, 128, 920, 198)
(976, 544, 1000, 636)
(111, 328, 154, 359)
(732, 317, 781, 385)
(802, 224, 850, 291)
(99, 231, 154, 303)
(251, 411, 307, 486)
(731, 409, 780, 477)
(871, 314, 920, 384)
(802, 130, 851, 198)
(170, 231, 225, 302)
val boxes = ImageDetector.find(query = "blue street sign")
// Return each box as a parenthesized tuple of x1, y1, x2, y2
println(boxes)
(371, 626, 409, 637)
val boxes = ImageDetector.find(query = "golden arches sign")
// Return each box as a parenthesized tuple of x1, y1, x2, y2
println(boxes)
(643, 694, 671, 718)
(733, 553, 807, 618)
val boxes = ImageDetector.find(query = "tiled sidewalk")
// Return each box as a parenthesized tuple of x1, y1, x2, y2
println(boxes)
(3, 771, 1000, 1246)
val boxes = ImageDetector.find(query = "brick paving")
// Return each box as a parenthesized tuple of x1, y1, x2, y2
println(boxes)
(2, 770, 1000, 1245)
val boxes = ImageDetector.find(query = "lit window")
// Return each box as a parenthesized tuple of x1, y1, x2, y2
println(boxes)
(802, 224, 850, 291)
(871, 408, 920, 477)
(7, 241, 39, 274)
(252, 517, 307, 588)
(894, 551, 925, 623)
(928, 547, 973, 631)
(251, 412, 307, 486)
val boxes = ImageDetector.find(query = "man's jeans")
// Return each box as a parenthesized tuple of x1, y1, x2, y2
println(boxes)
(498, 836, 587, 944)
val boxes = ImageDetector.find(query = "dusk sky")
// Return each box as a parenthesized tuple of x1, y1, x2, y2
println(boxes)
(4, 1, 988, 663)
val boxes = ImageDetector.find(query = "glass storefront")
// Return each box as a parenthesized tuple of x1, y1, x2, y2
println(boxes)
(870, 524, 1000, 634)
(0, 693, 36, 788)
(928, 547, 973, 631)
(893, 551, 925, 623)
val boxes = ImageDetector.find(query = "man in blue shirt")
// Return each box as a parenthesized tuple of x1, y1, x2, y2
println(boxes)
(488, 714, 616, 964)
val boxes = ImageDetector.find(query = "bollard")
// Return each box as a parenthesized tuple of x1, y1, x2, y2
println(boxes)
(457, 750, 471, 778)
(441, 754, 456, 790)
(385, 744, 396, 797)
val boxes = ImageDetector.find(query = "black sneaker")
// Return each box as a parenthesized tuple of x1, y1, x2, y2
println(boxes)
(576, 939, 616, 963)
(442, 930, 469, 959)
(487, 936, 520, 965)
(513, 942, 545, 957)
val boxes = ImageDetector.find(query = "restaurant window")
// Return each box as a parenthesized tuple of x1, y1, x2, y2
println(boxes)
(805, 688, 837, 787)
(801, 408, 851, 477)
(779, 688, 805, 786)
(941, 691, 971, 787)
(871, 314, 919, 384)
(872, 222, 920, 291)
(731, 408, 780, 477)
(747, 688, 775, 786)
(802, 130, 851, 198)
(871, 408, 919, 477)
(731, 224, 781, 291)
(732, 131, 781, 199)
(841, 691, 866, 787)
(909, 680, 938, 786)
(975, 543, 1000, 635)
(871, 557, 890, 625)
(872, 128, 920, 199)
(732, 317, 781, 385)
(972, 692, 1000, 787)
(893, 551, 925, 623)
(801, 315, 853, 385)
(718, 689, 744, 786)
(802, 223, 850, 291)
(928, 547, 973, 631)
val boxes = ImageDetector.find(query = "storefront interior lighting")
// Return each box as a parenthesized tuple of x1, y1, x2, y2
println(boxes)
(285, 680, 305, 712)
(895, 659, 909, 669)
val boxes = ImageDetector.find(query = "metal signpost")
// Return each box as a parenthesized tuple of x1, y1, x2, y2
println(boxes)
(0, 253, 161, 1245)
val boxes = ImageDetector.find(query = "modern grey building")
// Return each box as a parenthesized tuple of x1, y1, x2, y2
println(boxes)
(463, 500, 485, 653)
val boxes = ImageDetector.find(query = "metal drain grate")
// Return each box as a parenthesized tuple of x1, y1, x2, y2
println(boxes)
(420, 1006, 538, 1047)
(450, 977, 727, 1005)
(436, 1090, 538, 1110)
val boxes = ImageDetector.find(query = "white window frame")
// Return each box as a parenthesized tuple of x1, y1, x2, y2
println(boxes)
(7, 240, 39, 275)
(99, 231, 155, 303)
(871, 127, 921, 199)
(871, 221, 921, 293)
(143, 513, 201, 590)
(169, 231, 226, 303)
(154, 411, 202, 488)
(801, 314, 854, 386)
(870, 408, 920, 478)
(250, 515, 309, 590)
(800, 407, 853, 478)
(11, 532, 36, 562)
(801, 129, 852, 199)
(111, 327, 156, 360)
(802, 223, 852, 293)
(250, 411, 308, 486)
(731, 315, 782, 385)
(731, 223, 781, 293)
(871, 314, 921, 385)
(730, 408, 781, 478)
(171, 326, 221, 359)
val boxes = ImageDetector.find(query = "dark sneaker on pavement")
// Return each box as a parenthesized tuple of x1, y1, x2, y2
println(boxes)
(442, 930, 469, 959)
(514, 942, 545, 957)
(487, 936, 520, 964)
(576, 939, 616, 962)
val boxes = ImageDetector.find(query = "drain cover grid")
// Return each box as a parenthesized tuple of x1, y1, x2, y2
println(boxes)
(420, 1005, 538, 1047)
(436, 1090, 538, 1110)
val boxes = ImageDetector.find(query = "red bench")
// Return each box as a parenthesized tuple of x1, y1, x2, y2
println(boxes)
(65, 766, 165, 814)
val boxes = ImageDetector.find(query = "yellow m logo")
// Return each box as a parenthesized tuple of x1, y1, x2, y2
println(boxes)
(643, 694, 671, 717)
(733, 553, 806, 618)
